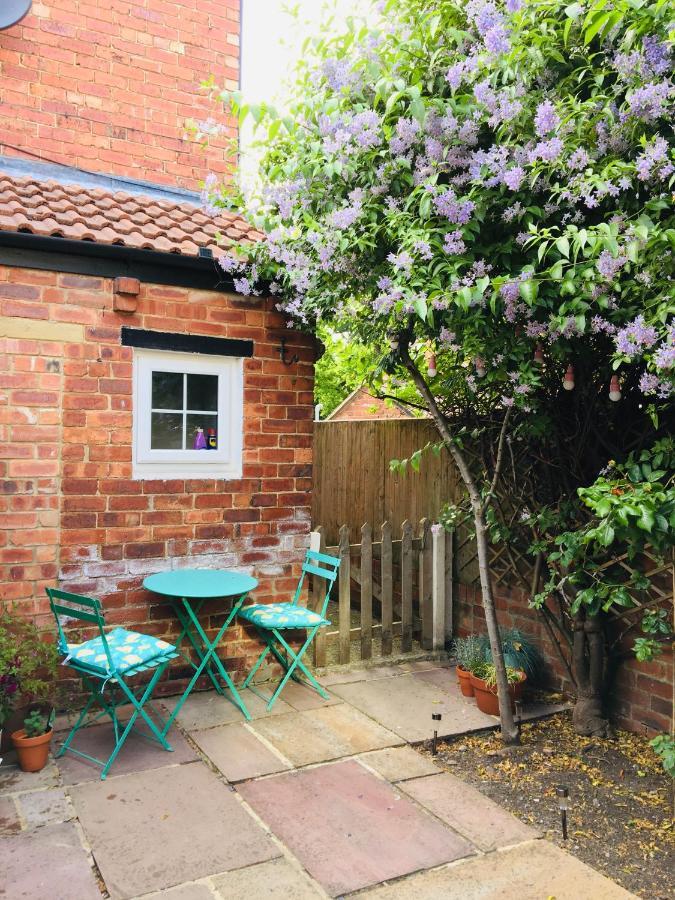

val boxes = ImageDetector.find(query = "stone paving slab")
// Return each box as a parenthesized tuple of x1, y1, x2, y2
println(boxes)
(1, 821, 102, 900)
(70, 761, 280, 899)
(0, 794, 21, 834)
(331, 673, 497, 742)
(139, 882, 215, 899)
(238, 759, 474, 897)
(254, 680, 341, 711)
(356, 839, 637, 899)
(399, 772, 538, 851)
(318, 659, 446, 687)
(161, 688, 293, 731)
(0, 758, 61, 793)
(211, 857, 324, 898)
(359, 746, 441, 782)
(55, 721, 198, 785)
(16, 786, 73, 828)
(191, 723, 292, 782)
(250, 703, 403, 767)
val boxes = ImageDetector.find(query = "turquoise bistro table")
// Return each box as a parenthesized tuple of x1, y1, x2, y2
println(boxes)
(143, 568, 258, 728)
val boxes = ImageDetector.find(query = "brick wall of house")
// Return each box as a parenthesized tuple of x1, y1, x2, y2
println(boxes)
(455, 581, 673, 736)
(0, 264, 315, 686)
(0, 0, 238, 187)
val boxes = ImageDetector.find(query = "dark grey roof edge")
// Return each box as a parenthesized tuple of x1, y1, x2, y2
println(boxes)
(0, 154, 202, 205)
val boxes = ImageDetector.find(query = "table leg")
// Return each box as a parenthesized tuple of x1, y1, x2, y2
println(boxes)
(173, 599, 225, 696)
(162, 593, 251, 734)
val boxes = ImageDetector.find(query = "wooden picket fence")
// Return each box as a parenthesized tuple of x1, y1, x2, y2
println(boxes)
(310, 520, 453, 667)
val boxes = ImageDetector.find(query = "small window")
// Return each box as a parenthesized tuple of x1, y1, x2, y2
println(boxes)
(132, 349, 243, 479)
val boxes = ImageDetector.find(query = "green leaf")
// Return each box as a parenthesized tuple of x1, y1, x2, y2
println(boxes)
(555, 236, 570, 258)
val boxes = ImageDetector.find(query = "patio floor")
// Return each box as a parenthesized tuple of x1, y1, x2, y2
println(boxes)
(0, 661, 634, 899)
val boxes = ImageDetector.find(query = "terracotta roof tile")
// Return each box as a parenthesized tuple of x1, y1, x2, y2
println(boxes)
(0, 172, 261, 257)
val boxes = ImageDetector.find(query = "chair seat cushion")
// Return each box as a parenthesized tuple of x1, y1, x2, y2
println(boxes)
(239, 603, 330, 629)
(66, 627, 176, 675)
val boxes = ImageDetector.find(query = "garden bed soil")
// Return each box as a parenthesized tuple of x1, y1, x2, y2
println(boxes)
(428, 710, 674, 900)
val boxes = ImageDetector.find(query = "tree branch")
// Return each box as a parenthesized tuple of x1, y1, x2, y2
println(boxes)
(481, 407, 512, 516)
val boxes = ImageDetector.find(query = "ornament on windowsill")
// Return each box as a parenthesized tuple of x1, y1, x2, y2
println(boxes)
(193, 427, 207, 450)
(609, 375, 622, 402)
(426, 351, 437, 378)
(562, 364, 575, 391)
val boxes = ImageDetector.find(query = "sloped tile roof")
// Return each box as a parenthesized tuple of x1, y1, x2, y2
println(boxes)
(0, 173, 260, 256)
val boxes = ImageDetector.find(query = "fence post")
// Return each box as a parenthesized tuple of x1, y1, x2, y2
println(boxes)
(381, 521, 393, 657)
(418, 518, 433, 650)
(431, 524, 445, 650)
(312, 527, 327, 668)
(445, 528, 454, 643)
(360, 522, 373, 661)
(401, 519, 413, 653)
(338, 525, 351, 665)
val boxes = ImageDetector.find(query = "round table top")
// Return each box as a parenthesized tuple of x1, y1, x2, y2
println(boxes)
(143, 568, 258, 599)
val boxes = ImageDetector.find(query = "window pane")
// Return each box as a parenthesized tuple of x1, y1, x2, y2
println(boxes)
(187, 374, 218, 411)
(187, 414, 218, 449)
(152, 371, 183, 410)
(151, 412, 183, 449)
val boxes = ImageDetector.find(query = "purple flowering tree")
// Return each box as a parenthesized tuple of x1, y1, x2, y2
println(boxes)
(200, 0, 674, 743)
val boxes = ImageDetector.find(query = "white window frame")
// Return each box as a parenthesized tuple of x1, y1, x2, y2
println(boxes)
(132, 348, 243, 480)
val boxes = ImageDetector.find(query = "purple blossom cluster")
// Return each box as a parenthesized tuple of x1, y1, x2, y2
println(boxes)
(200, 173, 220, 217)
(319, 110, 382, 158)
(321, 57, 358, 92)
(390, 117, 421, 155)
(473, 80, 524, 127)
(330, 188, 365, 230)
(591, 316, 617, 336)
(615, 315, 659, 357)
(387, 249, 414, 272)
(635, 136, 672, 181)
(534, 100, 559, 137)
(597, 250, 628, 281)
(465, 0, 512, 55)
(500, 276, 531, 322)
(639, 372, 673, 398)
(433, 188, 475, 224)
(264, 177, 307, 220)
(443, 231, 466, 254)
(653, 324, 675, 371)
(625, 80, 673, 122)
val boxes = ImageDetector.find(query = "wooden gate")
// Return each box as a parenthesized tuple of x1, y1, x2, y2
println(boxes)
(310, 521, 453, 667)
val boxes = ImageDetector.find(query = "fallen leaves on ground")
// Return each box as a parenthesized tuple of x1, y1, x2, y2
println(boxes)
(428, 710, 674, 900)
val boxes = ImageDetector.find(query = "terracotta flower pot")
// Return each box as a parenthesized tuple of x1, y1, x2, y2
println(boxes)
(456, 665, 474, 697)
(470, 671, 526, 717)
(11, 728, 53, 773)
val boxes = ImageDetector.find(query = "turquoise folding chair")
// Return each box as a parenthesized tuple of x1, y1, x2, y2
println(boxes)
(238, 549, 340, 709)
(47, 587, 179, 780)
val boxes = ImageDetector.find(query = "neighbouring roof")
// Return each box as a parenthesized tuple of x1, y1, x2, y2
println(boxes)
(0, 161, 260, 258)
(325, 387, 417, 421)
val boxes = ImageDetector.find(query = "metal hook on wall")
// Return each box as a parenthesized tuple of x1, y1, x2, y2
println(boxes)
(278, 337, 299, 366)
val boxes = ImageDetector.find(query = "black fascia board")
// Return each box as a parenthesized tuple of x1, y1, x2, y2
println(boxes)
(0, 231, 237, 293)
(121, 326, 253, 358)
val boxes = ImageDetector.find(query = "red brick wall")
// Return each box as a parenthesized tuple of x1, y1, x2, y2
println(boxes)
(329, 388, 413, 421)
(0, 264, 314, 684)
(455, 581, 673, 736)
(0, 0, 238, 188)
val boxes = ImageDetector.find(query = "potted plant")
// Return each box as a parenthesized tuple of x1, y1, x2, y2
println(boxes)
(480, 628, 543, 681)
(11, 708, 55, 772)
(0, 610, 59, 761)
(451, 635, 484, 697)
(470, 662, 526, 717)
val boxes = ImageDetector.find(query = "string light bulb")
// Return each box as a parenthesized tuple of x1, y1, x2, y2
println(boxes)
(609, 374, 621, 402)
(387, 330, 399, 350)
(562, 364, 575, 391)
(475, 356, 486, 378)
(426, 351, 437, 378)
(534, 345, 544, 366)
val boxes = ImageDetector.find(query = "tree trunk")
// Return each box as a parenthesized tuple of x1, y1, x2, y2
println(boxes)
(401, 348, 519, 744)
(571, 610, 612, 738)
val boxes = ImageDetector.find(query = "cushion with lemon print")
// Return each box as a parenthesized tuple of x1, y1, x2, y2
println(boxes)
(238, 602, 330, 629)
(66, 627, 177, 674)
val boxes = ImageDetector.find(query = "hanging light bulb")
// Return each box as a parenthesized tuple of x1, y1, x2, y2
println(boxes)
(562, 363, 575, 391)
(475, 356, 486, 378)
(426, 351, 437, 378)
(609, 374, 621, 402)
(534, 345, 544, 366)
(387, 330, 399, 350)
